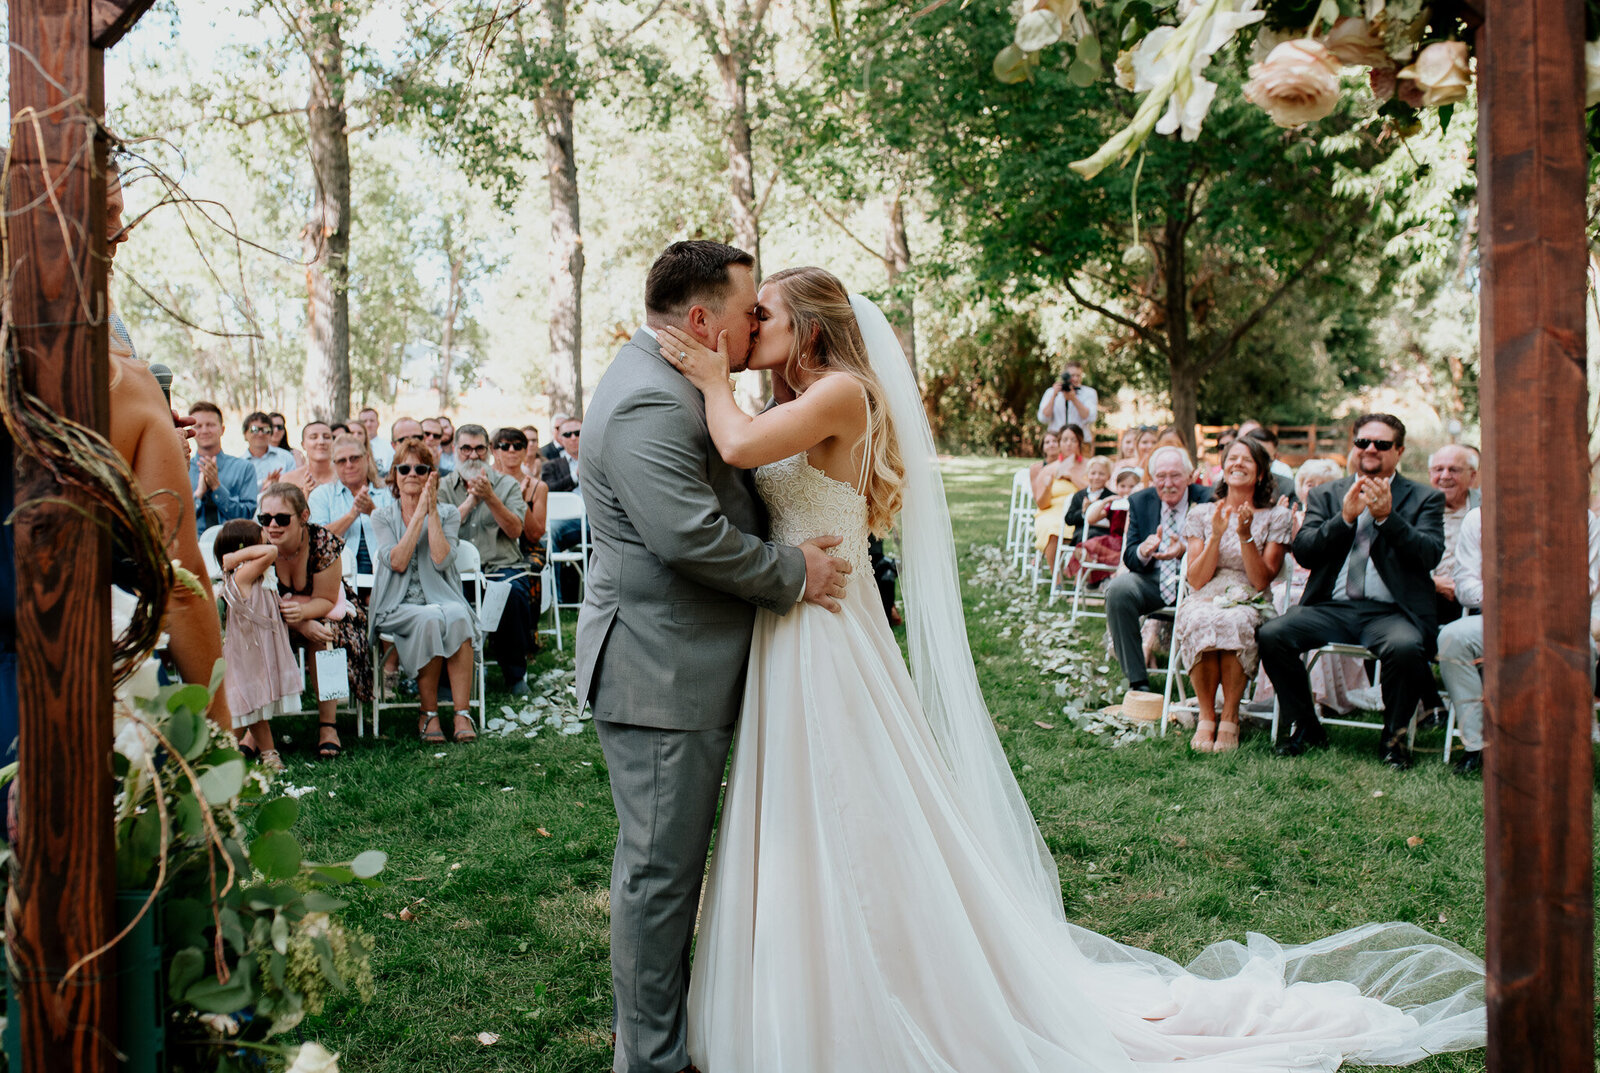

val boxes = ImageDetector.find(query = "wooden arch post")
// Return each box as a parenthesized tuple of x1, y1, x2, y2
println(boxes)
(1477, 1, 1595, 1068)
(6, 0, 151, 1069)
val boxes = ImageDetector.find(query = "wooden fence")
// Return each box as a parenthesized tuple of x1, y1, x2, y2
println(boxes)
(1090, 424, 1350, 465)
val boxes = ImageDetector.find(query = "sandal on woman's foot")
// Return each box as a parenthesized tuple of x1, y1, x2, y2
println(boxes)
(1190, 719, 1217, 753)
(452, 712, 478, 743)
(317, 722, 343, 759)
(238, 743, 260, 763)
(418, 712, 446, 744)
(1212, 721, 1240, 753)
(259, 749, 285, 773)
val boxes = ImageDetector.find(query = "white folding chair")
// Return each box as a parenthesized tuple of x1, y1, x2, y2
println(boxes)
(1005, 468, 1034, 571)
(546, 491, 590, 614)
(197, 524, 224, 584)
(536, 559, 562, 652)
(1050, 542, 1118, 617)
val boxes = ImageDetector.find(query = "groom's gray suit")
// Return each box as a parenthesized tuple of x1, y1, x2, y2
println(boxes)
(578, 328, 806, 1073)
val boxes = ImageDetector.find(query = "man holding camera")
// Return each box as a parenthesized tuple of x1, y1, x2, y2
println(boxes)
(1037, 363, 1097, 439)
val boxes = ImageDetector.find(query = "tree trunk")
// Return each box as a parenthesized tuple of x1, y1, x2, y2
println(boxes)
(539, 0, 584, 419)
(1160, 218, 1196, 451)
(883, 188, 915, 372)
(716, 50, 768, 411)
(438, 252, 462, 409)
(301, 3, 352, 423)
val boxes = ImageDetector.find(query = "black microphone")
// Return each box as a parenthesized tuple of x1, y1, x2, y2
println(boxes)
(148, 362, 173, 405)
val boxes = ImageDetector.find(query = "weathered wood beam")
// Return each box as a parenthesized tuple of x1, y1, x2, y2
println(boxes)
(90, 0, 155, 49)
(6, 0, 117, 1069)
(1477, 1, 1594, 1069)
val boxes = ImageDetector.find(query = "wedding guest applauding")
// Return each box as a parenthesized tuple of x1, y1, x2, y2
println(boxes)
(1105, 446, 1212, 690)
(436, 416, 458, 475)
(260, 482, 373, 759)
(188, 402, 258, 534)
(309, 433, 391, 585)
(358, 406, 393, 475)
(1257, 414, 1444, 768)
(1427, 444, 1476, 626)
(371, 440, 478, 743)
(274, 421, 338, 497)
(1175, 438, 1292, 752)
(493, 426, 550, 570)
(241, 410, 296, 495)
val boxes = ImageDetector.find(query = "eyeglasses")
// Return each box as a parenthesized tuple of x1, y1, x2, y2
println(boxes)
(257, 512, 294, 527)
(394, 434, 423, 444)
(334, 454, 365, 466)
(247, 425, 272, 434)
(559, 429, 580, 439)
(1353, 438, 1396, 452)
(393, 463, 434, 476)
(494, 442, 525, 451)
(456, 444, 488, 456)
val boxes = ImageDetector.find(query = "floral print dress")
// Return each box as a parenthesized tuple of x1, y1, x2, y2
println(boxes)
(1174, 502, 1293, 675)
(275, 523, 374, 702)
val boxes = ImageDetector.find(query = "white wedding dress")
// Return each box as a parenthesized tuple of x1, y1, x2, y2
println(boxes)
(684, 294, 1483, 1072)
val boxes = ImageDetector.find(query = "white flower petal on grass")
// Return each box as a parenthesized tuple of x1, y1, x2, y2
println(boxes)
(285, 1043, 341, 1073)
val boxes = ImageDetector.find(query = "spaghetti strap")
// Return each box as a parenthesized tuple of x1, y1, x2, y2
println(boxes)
(855, 381, 872, 498)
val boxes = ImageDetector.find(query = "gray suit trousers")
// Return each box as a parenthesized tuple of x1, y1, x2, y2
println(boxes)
(596, 719, 735, 1073)
(1106, 570, 1165, 686)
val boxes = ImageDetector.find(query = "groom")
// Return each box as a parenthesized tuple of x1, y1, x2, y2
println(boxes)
(577, 240, 852, 1073)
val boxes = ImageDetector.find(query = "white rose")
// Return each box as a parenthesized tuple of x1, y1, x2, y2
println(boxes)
(112, 716, 154, 768)
(1014, 7, 1063, 51)
(1322, 17, 1389, 68)
(285, 1043, 341, 1073)
(1585, 40, 1600, 108)
(1243, 39, 1343, 128)
(1396, 41, 1471, 108)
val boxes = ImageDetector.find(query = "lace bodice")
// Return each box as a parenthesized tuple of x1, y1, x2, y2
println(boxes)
(756, 453, 871, 579)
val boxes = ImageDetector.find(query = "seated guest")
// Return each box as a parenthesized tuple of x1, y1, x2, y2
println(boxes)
(438, 424, 540, 697)
(521, 425, 541, 470)
(1131, 426, 1159, 483)
(371, 441, 479, 743)
(358, 406, 393, 475)
(1252, 458, 1375, 714)
(259, 482, 374, 758)
(1241, 426, 1298, 504)
(1031, 431, 1079, 575)
(1113, 427, 1139, 467)
(1054, 423, 1091, 489)
(1064, 456, 1114, 546)
(275, 420, 338, 496)
(267, 412, 304, 468)
(540, 413, 569, 460)
(241, 410, 296, 494)
(542, 416, 582, 492)
(1258, 414, 1444, 768)
(421, 417, 448, 471)
(1207, 428, 1238, 484)
(1028, 429, 1061, 486)
(1105, 446, 1212, 690)
(436, 416, 458, 475)
(309, 433, 391, 585)
(493, 426, 550, 575)
(392, 416, 423, 450)
(1175, 437, 1293, 753)
(1427, 444, 1476, 627)
(1065, 464, 1143, 584)
(188, 401, 259, 534)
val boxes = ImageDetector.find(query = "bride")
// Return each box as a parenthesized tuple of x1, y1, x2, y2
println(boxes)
(655, 267, 1485, 1072)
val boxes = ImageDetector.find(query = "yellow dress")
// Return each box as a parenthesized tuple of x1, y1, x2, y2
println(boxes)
(1033, 476, 1078, 551)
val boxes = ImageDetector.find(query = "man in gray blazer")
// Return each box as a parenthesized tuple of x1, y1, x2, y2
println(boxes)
(577, 241, 850, 1073)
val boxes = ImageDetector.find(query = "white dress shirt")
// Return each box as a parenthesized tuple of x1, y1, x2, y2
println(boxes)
(1036, 383, 1098, 435)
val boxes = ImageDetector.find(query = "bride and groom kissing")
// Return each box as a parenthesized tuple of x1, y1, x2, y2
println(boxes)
(575, 241, 1485, 1073)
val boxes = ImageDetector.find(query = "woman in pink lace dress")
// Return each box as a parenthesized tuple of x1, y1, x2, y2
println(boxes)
(1175, 438, 1292, 753)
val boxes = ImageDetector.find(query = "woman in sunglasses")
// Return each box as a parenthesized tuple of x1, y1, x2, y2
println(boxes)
(370, 439, 479, 743)
(259, 482, 374, 758)
(493, 427, 550, 614)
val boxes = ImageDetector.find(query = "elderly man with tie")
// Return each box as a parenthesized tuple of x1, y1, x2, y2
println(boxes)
(1257, 414, 1445, 768)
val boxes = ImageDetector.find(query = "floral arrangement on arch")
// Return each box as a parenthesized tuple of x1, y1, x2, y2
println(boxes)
(993, 0, 1511, 178)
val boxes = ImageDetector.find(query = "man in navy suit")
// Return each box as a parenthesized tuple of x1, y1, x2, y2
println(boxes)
(1258, 414, 1445, 768)
(1104, 445, 1213, 692)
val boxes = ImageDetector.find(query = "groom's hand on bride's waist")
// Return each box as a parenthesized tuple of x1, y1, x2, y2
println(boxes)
(800, 535, 852, 613)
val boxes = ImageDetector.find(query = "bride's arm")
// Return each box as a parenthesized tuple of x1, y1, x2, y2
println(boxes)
(659, 326, 865, 469)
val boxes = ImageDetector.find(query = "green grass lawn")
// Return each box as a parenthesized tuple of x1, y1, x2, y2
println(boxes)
(287, 455, 1537, 1072)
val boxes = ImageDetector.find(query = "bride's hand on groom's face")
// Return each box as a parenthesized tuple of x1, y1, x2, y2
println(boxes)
(659, 325, 731, 391)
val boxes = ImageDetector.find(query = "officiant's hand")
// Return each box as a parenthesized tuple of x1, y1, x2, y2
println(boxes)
(658, 325, 731, 392)
(800, 535, 852, 613)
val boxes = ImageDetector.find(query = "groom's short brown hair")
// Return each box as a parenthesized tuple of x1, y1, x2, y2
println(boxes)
(645, 241, 755, 318)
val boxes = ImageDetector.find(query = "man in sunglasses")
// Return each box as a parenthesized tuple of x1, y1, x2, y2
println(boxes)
(1258, 413, 1446, 769)
(542, 417, 582, 494)
(439, 424, 538, 696)
(242, 409, 297, 494)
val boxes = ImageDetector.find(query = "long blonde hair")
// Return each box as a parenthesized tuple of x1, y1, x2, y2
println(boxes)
(767, 266, 905, 535)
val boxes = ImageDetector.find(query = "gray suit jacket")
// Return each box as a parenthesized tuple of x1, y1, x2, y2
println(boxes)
(576, 329, 807, 730)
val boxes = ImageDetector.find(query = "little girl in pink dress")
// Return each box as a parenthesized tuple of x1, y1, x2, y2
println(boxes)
(215, 519, 301, 772)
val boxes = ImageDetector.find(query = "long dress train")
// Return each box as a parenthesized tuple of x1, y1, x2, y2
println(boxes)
(687, 451, 1484, 1073)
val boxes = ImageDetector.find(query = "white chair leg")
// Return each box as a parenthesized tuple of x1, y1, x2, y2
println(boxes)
(1442, 701, 1456, 762)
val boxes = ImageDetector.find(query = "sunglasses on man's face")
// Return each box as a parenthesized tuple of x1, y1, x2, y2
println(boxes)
(247, 425, 272, 434)
(257, 512, 294, 527)
(394, 463, 434, 477)
(560, 430, 580, 439)
(422, 431, 443, 440)
(1353, 438, 1396, 452)
(494, 442, 524, 452)
(394, 434, 423, 445)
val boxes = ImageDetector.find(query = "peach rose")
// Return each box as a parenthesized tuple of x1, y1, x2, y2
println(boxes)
(1397, 41, 1471, 108)
(1243, 39, 1342, 128)
(1322, 17, 1389, 68)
